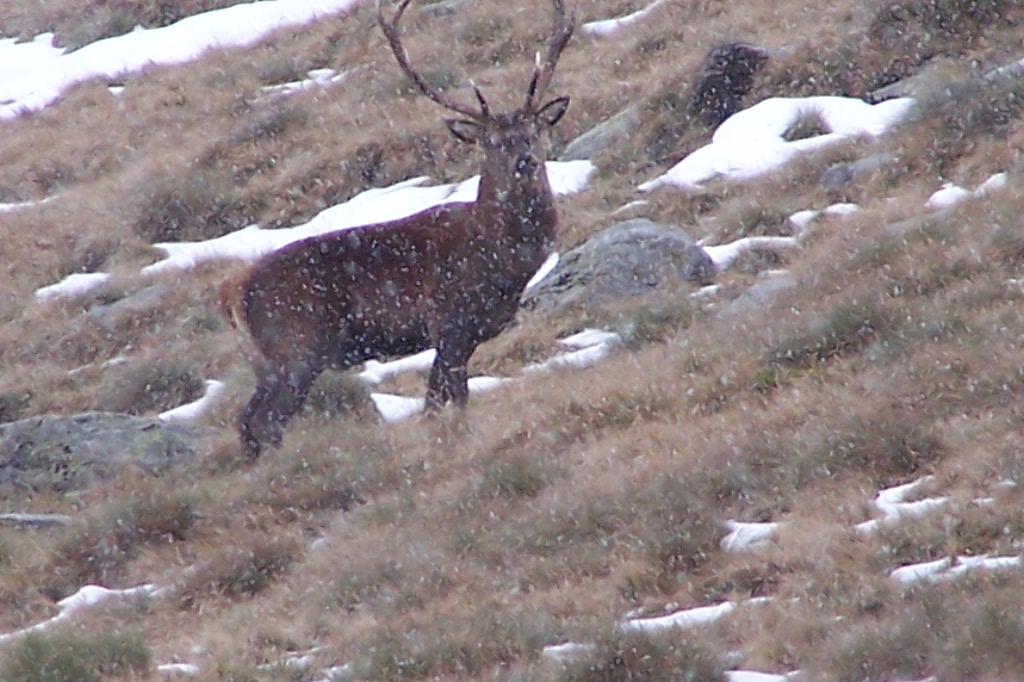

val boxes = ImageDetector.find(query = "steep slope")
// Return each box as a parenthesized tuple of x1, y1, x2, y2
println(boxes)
(2, 0, 1024, 680)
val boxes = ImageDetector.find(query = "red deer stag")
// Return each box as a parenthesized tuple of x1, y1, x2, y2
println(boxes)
(219, 0, 575, 458)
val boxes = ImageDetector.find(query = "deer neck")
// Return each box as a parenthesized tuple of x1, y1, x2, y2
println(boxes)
(475, 166, 557, 249)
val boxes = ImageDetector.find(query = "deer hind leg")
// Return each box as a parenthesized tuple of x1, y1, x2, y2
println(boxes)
(240, 366, 278, 459)
(241, 358, 323, 458)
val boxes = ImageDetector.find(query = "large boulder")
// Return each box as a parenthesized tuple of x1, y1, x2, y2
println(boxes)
(522, 218, 716, 311)
(0, 412, 215, 494)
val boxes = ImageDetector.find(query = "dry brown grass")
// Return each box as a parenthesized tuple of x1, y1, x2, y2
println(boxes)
(3, 0, 1024, 678)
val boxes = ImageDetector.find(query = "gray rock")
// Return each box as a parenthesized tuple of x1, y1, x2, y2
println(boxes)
(819, 153, 896, 190)
(0, 412, 215, 494)
(719, 272, 798, 318)
(87, 284, 169, 332)
(522, 218, 716, 310)
(558, 105, 641, 161)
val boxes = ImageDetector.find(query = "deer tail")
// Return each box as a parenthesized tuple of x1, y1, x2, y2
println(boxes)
(217, 266, 252, 332)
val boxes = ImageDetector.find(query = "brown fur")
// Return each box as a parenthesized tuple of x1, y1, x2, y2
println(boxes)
(221, 0, 575, 458)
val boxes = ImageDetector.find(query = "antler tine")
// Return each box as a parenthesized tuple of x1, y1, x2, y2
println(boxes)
(523, 0, 576, 111)
(471, 83, 490, 119)
(376, 0, 482, 119)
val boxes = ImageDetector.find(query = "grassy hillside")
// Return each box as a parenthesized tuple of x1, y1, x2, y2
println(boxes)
(3, 0, 1024, 680)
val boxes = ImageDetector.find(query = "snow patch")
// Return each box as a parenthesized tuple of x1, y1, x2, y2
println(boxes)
(0, 0, 363, 120)
(721, 520, 780, 553)
(142, 161, 592, 275)
(639, 96, 914, 192)
(0, 584, 162, 644)
(582, 0, 670, 36)
(158, 380, 226, 422)
(34, 272, 111, 301)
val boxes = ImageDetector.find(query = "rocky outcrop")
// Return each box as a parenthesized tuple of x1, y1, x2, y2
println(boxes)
(0, 412, 214, 494)
(687, 42, 770, 129)
(522, 218, 716, 310)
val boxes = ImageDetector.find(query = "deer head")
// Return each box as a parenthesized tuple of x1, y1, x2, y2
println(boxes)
(377, 0, 574, 207)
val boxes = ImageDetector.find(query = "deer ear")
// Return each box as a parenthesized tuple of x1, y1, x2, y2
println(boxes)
(445, 118, 483, 143)
(536, 96, 570, 128)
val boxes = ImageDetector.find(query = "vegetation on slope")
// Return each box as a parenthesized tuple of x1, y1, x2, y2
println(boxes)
(2, 0, 1024, 679)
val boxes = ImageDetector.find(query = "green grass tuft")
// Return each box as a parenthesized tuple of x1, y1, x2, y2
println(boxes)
(2, 629, 151, 682)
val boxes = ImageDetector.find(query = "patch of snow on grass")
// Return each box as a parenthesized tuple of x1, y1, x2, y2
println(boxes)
(262, 68, 348, 96)
(721, 520, 779, 553)
(542, 641, 597, 662)
(0, 196, 54, 213)
(856, 476, 949, 535)
(157, 662, 200, 676)
(524, 337, 620, 373)
(725, 671, 794, 682)
(370, 393, 424, 423)
(0, 584, 161, 644)
(367, 329, 618, 422)
(559, 328, 622, 349)
(582, 0, 670, 36)
(925, 171, 1009, 211)
(0, 0, 363, 120)
(358, 349, 436, 385)
(34, 271, 111, 300)
(639, 96, 914, 192)
(703, 236, 800, 272)
(786, 202, 859, 235)
(625, 601, 739, 632)
(890, 555, 1023, 584)
(0, 33, 63, 86)
(925, 182, 971, 211)
(143, 161, 592, 274)
(311, 664, 352, 682)
(158, 380, 226, 422)
(0, 513, 72, 527)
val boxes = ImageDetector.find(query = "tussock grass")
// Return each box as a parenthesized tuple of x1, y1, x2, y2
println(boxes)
(1, 628, 151, 682)
(807, 575, 1024, 682)
(49, 485, 198, 590)
(3, 0, 1024, 677)
(97, 354, 206, 415)
(764, 300, 890, 369)
(177, 530, 302, 608)
(559, 630, 725, 682)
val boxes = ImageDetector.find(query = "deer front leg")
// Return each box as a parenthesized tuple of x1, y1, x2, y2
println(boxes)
(240, 365, 279, 459)
(425, 333, 473, 411)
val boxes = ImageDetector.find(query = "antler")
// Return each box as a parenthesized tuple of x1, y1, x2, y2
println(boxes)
(523, 0, 575, 111)
(376, 0, 484, 119)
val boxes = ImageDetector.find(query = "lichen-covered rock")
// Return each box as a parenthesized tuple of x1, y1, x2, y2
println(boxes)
(558, 105, 642, 161)
(0, 412, 214, 493)
(522, 218, 716, 311)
